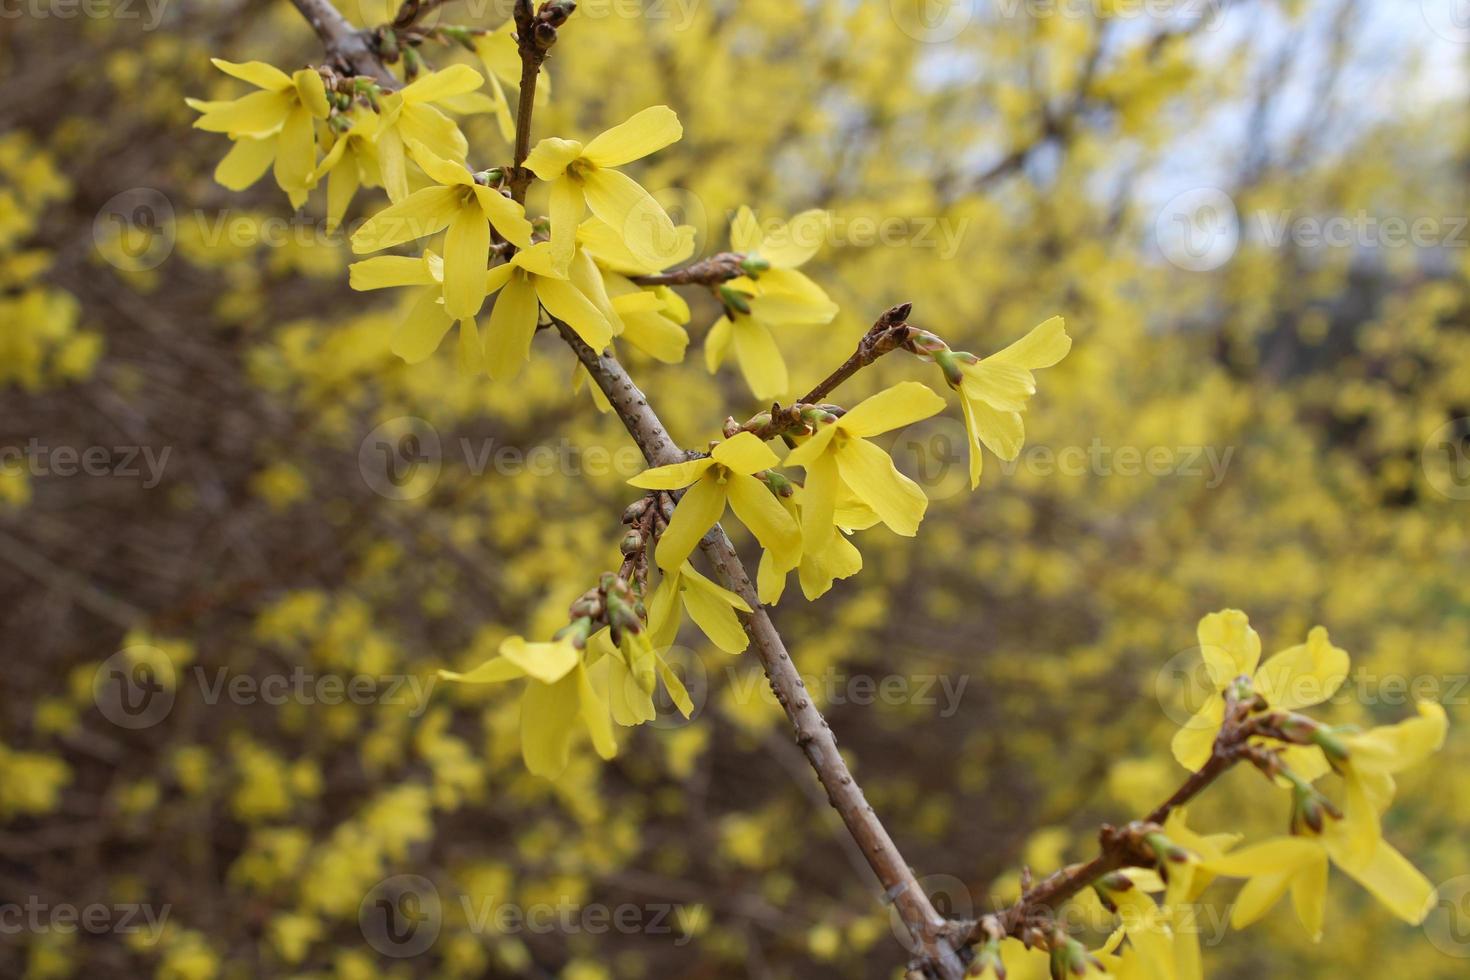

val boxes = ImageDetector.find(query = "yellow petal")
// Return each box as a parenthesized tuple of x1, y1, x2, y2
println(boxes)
(627, 456, 715, 490)
(499, 636, 579, 683)
(757, 549, 787, 605)
(351, 185, 461, 253)
(1342, 700, 1448, 774)
(678, 564, 751, 654)
(484, 273, 539, 380)
(473, 184, 534, 248)
(834, 437, 928, 537)
(962, 358, 1036, 413)
(758, 209, 829, 269)
(796, 448, 839, 554)
(375, 125, 409, 202)
(960, 392, 1025, 460)
(391, 288, 454, 364)
(727, 473, 801, 572)
(350, 255, 436, 291)
(730, 205, 761, 254)
(436, 657, 524, 684)
(710, 432, 781, 475)
(732, 316, 788, 401)
(1290, 845, 1329, 942)
(325, 157, 361, 233)
(292, 68, 330, 119)
(442, 205, 491, 318)
(781, 420, 839, 469)
(520, 672, 579, 778)
(525, 137, 584, 180)
(839, 381, 947, 437)
(193, 90, 292, 135)
(271, 106, 318, 198)
(655, 473, 725, 572)
(548, 177, 585, 273)
(959, 395, 984, 490)
(401, 64, 485, 105)
(704, 315, 733, 372)
(575, 661, 617, 760)
(210, 58, 292, 91)
(1206, 836, 1322, 877)
(214, 137, 275, 191)
(1330, 837, 1436, 924)
(210, 58, 292, 90)
(646, 573, 682, 651)
(1255, 625, 1349, 710)
(405, 137, 473, 187)
(1195, 609, 1261, 688)
(536, 276, 613, 349)
(580, 167, 682, 270)
(1231, 871, 1293, 930)
(655, 655, 694, 717)
(989, 315, 1071, 370)
(1170, 695, 1225, 771)
(456, 318, 484, 376)
(583, 105, 683, 167)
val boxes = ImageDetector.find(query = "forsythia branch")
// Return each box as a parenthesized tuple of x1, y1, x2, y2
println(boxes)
(286, 3, 970, 976)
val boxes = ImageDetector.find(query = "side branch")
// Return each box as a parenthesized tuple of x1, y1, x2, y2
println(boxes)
(557, 322, 967, 978)
(287, 0, 396, 87)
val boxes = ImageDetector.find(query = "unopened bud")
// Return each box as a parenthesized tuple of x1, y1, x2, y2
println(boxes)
(718, 285, 752, 316)
(740, 254, 770, 275)
(378, 28, 400, 62)
(622, 497, 652, 524)
(619, 529, 644, 556)
(762, 470, 795, 497)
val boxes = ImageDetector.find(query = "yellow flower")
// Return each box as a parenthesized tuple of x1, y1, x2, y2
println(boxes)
(348, 249, 486, 374)
(1333, 701, 1447, 867)
(586, 627, 694, 726)
(946, 315, 1071, 489)
(438, 636, 615, 779)
(783, 382, 946, 551)
(187, 59, 330, 207)
(755, 483, 864, 604)
(373, 64, 485, 201)
(647, 561, 753, 654)
(578, 216, 693, 364)
(312, 106, 383, 232)
(525, 106, 683, 271)
(705, 207, 838, 401)
(1170, 611, 1349, 774)
(482, 242, 615, 380)
(628, 432, 800, 574)
(350, 139, 532, 320)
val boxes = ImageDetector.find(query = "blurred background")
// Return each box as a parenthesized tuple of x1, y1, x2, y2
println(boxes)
(3, 0, 1469, 976)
